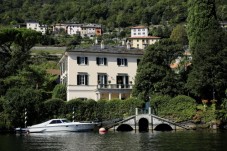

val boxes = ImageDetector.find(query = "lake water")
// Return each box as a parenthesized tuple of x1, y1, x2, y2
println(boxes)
(1, 130, 227, 151)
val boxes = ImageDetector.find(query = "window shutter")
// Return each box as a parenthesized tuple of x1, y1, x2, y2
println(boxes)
(96, 57, 99, 65)
(124, 58, 128, 66)
(125, 76, 129, 84)
(77, 75, 80, 85)
(98, 75, 100, 83)
(104, 75, 107, 84)
(117, 58, 120, 65)
(85, 57, 88, 65)
(77, 57, 80, 64)
(85, 75, 88, 85)
(137, 59, 140, 65)
(104, 58, 107, 65)
(116, 76, 120, 84)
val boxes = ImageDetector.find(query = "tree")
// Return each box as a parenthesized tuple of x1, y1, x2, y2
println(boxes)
(132, 39, 183, 101)
(52, 84, 66, 100)
(4, 87, 43, 127)
(170, 24, 188, 46)
(186, 0, 227, 100)
(0, 28, 42, 95)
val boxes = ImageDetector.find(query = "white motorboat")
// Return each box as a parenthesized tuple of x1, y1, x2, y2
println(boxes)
(28, 119, 98, 133)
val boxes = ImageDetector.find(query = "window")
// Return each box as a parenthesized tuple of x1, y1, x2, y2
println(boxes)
(96, 57, 107, 65)
(49, 120, 62, 124)
(117, 75, 129, 88)
(77, 56, 88, 65)
(117, 58, 128, 66)
(98, 74, 107, 88)
(77, 73, 88, 85)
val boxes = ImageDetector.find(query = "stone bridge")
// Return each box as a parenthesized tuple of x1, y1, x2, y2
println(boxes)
(105, 108, 190, 132)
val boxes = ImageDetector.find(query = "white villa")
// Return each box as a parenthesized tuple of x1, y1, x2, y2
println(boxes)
(59, 43, 143, 101)
(52, 23, 102, 37)
(26, 21, 48, 34)
(128, 26, 160, 49)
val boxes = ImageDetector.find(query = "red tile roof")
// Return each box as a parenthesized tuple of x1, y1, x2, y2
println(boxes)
(130, 26, 147, 29)
(46, 69, 61, 75)
(128, 36, 160, 39)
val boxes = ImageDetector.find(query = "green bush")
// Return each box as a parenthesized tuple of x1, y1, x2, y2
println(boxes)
(151, 95, 197, 122)
(66, 98, 97, 121)
(150, 95, 171, 115)
(52, 84, 66, 100)
(166, 95, 197, 122)
(43, 98, 66, 119)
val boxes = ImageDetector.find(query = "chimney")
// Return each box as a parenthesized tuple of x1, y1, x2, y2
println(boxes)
(127, 42, 131, 50)
(101, 40, 105, 49)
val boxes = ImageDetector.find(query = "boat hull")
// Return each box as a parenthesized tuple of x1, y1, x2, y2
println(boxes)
(28, 123, 97, 133)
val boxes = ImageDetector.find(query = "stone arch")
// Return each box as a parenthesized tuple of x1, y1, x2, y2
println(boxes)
(154, 123, 173, 131)
(116, 124, 133, 131)
(138, 118, 149, 132)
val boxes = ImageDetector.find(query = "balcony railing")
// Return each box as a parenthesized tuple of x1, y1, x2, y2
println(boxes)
(97, 84, 132, 89)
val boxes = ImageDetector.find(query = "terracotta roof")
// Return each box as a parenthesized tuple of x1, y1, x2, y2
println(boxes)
(130, 26, 147, 29)
(46, 69, 61, 75)
(128, 36, 161, 39)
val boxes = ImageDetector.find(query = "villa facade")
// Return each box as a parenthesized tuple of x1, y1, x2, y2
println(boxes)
(59, 43, 143, 101)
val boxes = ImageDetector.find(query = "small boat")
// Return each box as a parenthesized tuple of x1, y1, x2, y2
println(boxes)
(27, 119, 98, 133)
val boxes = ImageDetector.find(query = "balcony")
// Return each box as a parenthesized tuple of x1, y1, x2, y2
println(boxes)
(97, 84, 133, 89)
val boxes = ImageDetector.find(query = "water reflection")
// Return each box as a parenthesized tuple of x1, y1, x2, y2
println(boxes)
(1, 130, 227, 151)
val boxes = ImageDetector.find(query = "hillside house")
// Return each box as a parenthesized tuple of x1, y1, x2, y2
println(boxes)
(26, 21, 48, 34)
(59, 43, 143, 101)
(128, 26, 160, 49)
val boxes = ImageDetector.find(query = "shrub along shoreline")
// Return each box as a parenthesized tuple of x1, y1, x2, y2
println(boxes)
(1, 95, 227, 133)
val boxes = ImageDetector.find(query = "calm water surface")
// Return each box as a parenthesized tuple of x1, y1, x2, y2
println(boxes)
(1, 130, 227, 151)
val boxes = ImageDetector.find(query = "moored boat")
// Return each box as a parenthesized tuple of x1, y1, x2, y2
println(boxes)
(27, 119, 97, 133)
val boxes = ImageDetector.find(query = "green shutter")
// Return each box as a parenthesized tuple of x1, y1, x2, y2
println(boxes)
(85, 57, 88, 65)
(85, 75, 88, 85)
(104, 58, 107, 65)
(77, 57, 80, 64)
(96, 57, 99, 65)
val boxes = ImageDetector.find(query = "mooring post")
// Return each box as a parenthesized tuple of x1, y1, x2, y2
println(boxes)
(24, 108, 27, 128)
(149, 107, 151, 114)
(134, 116, 137, 133)
(135, 108, 138, 115)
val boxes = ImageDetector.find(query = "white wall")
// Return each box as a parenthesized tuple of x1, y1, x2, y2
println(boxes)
(61, 51, 141, 101)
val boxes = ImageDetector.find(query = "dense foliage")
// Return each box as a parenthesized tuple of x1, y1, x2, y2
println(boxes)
(132, 39, 184, 100)
(0, 0, 226, 29)
(186, 0, 227, 100)
(151, 95, 197, 122)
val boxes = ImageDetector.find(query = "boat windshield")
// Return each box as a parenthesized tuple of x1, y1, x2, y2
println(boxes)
(61, 119, 70, 123)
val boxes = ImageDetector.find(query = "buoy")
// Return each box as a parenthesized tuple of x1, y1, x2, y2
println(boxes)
(99, 127, 107, 134)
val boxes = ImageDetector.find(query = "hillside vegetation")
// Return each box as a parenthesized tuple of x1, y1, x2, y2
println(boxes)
(1, 0, 226, 29)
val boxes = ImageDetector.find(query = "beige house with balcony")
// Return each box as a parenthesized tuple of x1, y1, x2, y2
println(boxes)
(128, 26, 160, 49)
(59, 43, 143, 101)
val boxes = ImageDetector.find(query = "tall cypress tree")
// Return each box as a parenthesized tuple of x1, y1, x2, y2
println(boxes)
(186, 0, 227, 100)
